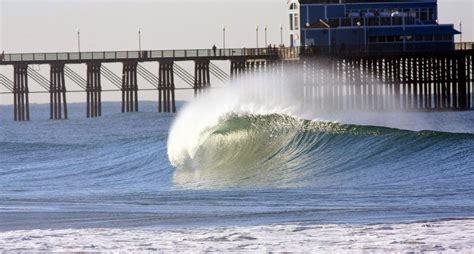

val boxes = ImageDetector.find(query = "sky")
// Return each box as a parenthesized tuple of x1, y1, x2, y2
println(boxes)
(0, 0, 472, 104)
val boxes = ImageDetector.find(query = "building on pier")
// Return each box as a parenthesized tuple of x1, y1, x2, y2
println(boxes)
(288, 0, 460, 52)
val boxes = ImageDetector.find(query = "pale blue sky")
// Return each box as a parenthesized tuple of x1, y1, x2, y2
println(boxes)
(1, 0, 471, 52)
(0, 0, 472, 104)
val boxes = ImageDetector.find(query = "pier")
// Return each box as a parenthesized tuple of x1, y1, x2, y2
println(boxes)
(0, 48, 277, 120)
(297, 46, 474, 111)
(0, 46, 473, 120)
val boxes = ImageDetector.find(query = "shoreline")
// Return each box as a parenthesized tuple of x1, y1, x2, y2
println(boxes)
(1, 218, 473, 252)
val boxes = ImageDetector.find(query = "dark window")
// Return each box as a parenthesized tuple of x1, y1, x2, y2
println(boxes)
(387, 36, 395, 42)
(378, 36, 386, 43)
(420, 9, 428, 21)
(428, 8, 434, 21)
(329, 19, 339, 27)
(294, 14, 299, 30)
(380, 17, 390, 25)
(290, 14, 294, 30)
(392, 17, 402, 25)
(442, 35, 452, 41)
(341, 18, 351, 26)
(368, 17, 378, 26)
(369, 36, 377, 43)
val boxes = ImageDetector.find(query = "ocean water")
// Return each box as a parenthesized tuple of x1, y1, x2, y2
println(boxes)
(1, 77, 474, 251)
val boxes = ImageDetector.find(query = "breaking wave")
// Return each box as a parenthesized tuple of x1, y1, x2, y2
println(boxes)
(167, 76, 474, 189)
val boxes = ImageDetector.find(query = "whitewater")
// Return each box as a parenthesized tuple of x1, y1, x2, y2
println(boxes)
(1, 73, 474, 251)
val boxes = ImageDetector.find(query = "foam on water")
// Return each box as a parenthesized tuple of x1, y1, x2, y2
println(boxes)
(1, 219, 473, 252)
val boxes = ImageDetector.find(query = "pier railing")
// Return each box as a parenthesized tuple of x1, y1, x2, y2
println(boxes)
(0, 47, 278, 64)
(1, 44, 472, 64)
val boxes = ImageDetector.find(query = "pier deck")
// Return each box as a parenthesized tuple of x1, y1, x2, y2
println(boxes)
(0, 48, 277, 65)
(0, 46, 473, 120)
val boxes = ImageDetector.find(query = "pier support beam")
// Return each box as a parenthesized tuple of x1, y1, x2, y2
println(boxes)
(86, 63, 102, 118)
(121, 62, 139, 113)
(230, 60, 247, 79)
(13, 64, 30, 121)
(194, 60, 210, 95)
(49, 64, 68, 120)
(457, 53, 468, 110)
(158, 61, 176, 113)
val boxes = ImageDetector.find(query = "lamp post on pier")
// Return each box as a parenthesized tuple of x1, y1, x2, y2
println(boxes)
(76, 28, 81, 53)
(280, 24, 283, 46)
(138, 28, 142, 52)
(256, 25, 259, 48)
(223, 25, 226, 50)
(459, 20, 463, 49)
(264, 25, 268, 47)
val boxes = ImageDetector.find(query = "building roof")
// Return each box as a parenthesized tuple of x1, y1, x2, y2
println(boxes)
(298, 0, 436, 4)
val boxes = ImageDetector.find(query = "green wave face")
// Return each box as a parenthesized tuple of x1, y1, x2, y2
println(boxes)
(173, 113, 474, 189)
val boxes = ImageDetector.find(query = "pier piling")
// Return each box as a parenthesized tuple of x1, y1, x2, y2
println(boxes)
(158, 61, 176, 113)
(86, 63, 102, 118)
(13, 64, 29, 121)
(194, 60, 210, 95)
(49, 64, 68, 120)
(121, 62, 139, 113)
(230, 60, 247, 79)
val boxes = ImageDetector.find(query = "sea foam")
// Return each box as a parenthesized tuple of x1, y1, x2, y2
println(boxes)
(1, 219, 473, 252)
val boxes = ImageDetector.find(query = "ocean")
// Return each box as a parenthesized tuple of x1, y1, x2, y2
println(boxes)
(1, 78, 474, 251)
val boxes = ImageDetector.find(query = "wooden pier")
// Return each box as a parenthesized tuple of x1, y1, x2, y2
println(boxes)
(0, 46, 473, 120)
(296, 49, 474, 111)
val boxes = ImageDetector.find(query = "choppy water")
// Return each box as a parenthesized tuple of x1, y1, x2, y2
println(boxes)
(1, 99, 473, 232)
